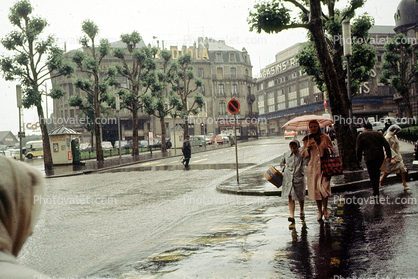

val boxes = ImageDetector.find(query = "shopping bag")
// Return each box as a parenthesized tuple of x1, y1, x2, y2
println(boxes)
(321, 155, 343, 176)
(264, 165, 283, 188)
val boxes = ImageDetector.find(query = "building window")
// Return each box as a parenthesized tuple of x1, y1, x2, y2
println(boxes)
(231, 84, 237, 95)
(288, 99, 297, 108)
(68, 83, 73, 96)
(267, 92, 274, 99)
(288, 84, 297, 93)
(216, 67, 223, 79)
(200, 85, 205, 96)
(277, 102, 286, 110)
(259, 107, 265, 114)
(229, 52, 236, 62)
(198, 68, 204, 78)
(267, 80, 274, 87)
(230, 67, 237, 79)
(245, 68, 249, 77)
(277, 89, 284, 96)
(315, 94, 323, 102)
(268, 105, 275, 112)
(218, 84, 224, 95)
(216, 52, 223, 62)
(219, 101, 226, 115)
(258, 94, 264, 101)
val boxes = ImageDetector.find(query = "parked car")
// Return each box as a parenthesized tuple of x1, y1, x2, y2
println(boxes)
(211, 134, 224, 144)
(220, 134, 230, 144)
(284, 131, 297, 140)
(190, 135, 205, 147)
(139, 140, 149, 148)
(204, 135, 212, 145)
(114, 140, 128, 149)
(79, 142, 92, 151)
(101, 141, 113, 150)
(357, 122, 385, 135)
(150, 138, 161, 148)
(4, 148, 20, 159)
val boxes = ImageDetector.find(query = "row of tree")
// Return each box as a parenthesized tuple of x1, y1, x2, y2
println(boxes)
(0, 0, 205, 173)
(248, 0, 418, 170)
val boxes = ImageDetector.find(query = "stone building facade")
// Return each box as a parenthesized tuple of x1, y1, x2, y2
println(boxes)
(51, 38, 256, 145)
(255, 26, 398, 136)
(394, 0, 418, 117)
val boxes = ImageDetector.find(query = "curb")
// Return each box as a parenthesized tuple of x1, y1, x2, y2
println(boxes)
(216, 170, 418, 196)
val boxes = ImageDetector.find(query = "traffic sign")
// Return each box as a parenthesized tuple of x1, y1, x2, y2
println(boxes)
(227, 99, 240, 114)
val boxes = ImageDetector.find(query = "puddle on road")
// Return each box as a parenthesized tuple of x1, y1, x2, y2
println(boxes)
(103, 163, 255, 173)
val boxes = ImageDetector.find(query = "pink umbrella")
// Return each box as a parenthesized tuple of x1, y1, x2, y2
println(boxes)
(281, 114, 333, 131)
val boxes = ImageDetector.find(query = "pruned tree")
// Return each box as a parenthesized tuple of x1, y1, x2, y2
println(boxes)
(168, 53, 204, 136)
(0, 0, 73, 173)
(111, 32, 158, 156)
(70, 20, 116, 162)
(248, 0, 376, 170)
(142, 49, 182, 153)
(380, 33, 418, 118)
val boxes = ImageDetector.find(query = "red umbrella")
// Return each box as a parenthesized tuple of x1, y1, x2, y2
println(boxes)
(281, 114, 333, 131)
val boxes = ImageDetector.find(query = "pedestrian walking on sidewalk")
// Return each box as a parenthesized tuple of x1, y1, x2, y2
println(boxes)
(182, 134, 191, 170)
(356, 122, 392, 198)
(301, 120, 334, 222)
(379, 124, 409, 189)
(278, 139, 308, 228)
(0, 156, 48, 278)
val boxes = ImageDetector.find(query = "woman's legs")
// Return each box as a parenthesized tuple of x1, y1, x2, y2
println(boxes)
(316, 200, 323, 221)
(316, 197, 329, 221)
(401, 172, 409, 188)
(288, 196, 295, 219)
(380, 172, 389, 186)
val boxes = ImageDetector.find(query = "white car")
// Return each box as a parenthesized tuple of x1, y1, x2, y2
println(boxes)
(101, 141, 113, 150)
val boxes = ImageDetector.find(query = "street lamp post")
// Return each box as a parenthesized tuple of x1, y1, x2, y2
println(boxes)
(342, 20, 356, 139)
(16, 85, 25, 161)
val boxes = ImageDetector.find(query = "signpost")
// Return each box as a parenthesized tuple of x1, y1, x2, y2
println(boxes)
(228, 99, 240, 184)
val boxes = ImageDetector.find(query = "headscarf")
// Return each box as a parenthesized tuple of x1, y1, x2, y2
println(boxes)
(0, 156, 44, 257)
(302, 119, 323, 145)
(386, 124, 402, 136)
(289, 139, 300, 149)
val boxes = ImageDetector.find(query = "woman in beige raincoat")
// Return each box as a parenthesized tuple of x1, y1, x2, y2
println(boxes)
(301, 120, 334, 222)
(0, 156, 48, 278)
(380, 124, 409, 189)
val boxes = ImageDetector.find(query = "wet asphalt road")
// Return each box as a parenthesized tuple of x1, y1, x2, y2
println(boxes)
(18, 138, 418, 278)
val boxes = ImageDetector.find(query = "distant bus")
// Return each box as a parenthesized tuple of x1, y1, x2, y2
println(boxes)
(25, 140, 43, 159)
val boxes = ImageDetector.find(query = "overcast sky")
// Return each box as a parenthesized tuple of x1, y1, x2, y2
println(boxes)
(0, 0, 400, 134)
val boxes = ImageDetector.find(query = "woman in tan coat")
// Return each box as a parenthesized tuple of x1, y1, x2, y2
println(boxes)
(301, 120, 334, 222)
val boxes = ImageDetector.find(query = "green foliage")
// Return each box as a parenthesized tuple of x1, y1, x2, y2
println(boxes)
(168, 53, 203, 118)
(0, 0, 73, 110)
(248, 1, 292, 34)
(379, 33, 418, 117)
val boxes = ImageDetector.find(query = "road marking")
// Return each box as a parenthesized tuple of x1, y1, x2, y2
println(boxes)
(244, 157, 258, 161)
(193, 159, 208, 163)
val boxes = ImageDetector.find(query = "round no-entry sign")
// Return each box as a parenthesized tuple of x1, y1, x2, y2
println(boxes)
(227, 99, 240, 114)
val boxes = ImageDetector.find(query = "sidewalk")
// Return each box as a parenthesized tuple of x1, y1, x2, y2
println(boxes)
(216, 140, 417, 196)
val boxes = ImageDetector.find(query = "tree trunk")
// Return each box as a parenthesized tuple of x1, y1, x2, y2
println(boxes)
(160, 116, 167, 153)
(94, 86, 103, 162)
(132, 105, 139, 156)
(37, 104, 53, 175)
(309, 0, 359, 171)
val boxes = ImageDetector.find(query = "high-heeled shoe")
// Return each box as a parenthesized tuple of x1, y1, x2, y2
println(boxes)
(324, 212, 330, 221)
(317, 213, 323, 222)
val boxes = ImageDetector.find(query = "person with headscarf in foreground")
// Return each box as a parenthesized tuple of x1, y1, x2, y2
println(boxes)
(301, 120, 334, 222)
(0, 155, 48, 278)
(278, 139, 308, 229)
(380, 124, 409, 189)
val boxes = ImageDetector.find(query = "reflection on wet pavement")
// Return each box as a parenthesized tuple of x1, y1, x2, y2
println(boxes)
(102, 163, 255, 173)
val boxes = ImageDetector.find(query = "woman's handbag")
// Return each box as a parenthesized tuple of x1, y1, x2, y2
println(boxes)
(264, 165, 284, 188)
(321, 155, 343, 176)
